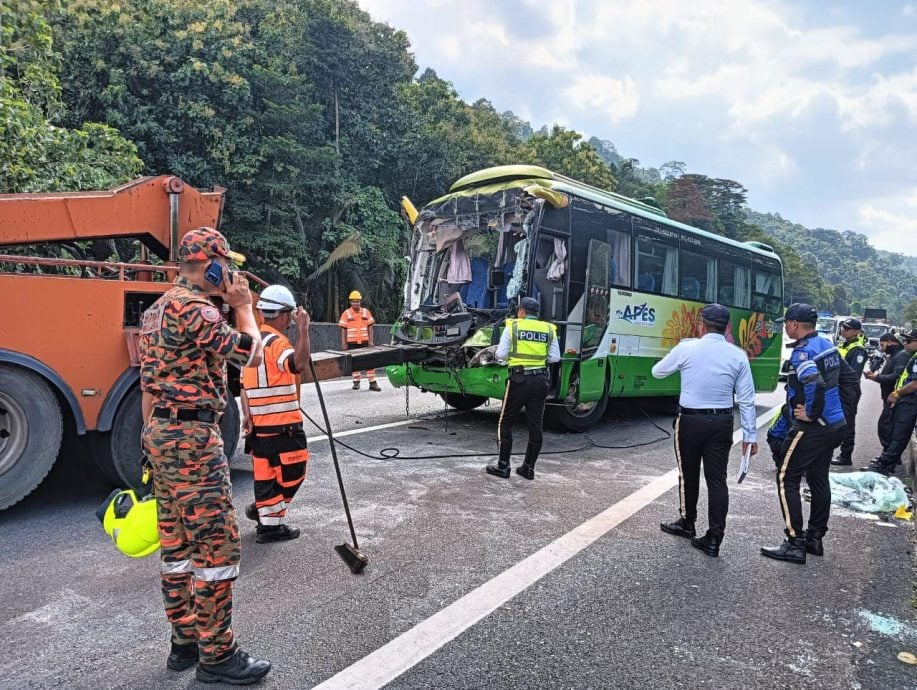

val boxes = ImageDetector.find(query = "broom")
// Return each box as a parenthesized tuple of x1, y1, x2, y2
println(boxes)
(307, 358, 369, 574)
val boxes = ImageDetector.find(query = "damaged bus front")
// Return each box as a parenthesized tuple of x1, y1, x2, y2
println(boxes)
(386, 165, 609, 430)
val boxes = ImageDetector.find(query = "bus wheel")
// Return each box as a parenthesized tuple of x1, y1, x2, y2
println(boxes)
(0, 366, 63, 510)
(439, 393, 488, 411)
(547, 375, 608, 432)
(94, 388, 242, 491)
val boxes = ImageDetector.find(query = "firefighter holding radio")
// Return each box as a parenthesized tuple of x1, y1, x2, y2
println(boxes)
(139, 227, 271, 685)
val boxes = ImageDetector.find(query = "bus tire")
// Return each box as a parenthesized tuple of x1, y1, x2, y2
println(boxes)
(439, 392, 488, 411)
(547, 377, 609, 432)
(0, 366, 63, 510)
(95, 387, 242, 491)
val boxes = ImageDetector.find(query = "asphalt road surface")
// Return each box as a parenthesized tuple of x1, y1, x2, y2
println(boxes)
(1, 377, 915, 689)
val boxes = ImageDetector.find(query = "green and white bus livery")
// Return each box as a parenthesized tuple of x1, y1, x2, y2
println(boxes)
(386, 165, 784, 431)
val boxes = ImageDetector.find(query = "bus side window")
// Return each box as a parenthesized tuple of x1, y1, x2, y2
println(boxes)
(679, 249, 715, 302)
(609, 229, 631, 288)
(718, 255, 750, 308)
(635, 236, 678, 296)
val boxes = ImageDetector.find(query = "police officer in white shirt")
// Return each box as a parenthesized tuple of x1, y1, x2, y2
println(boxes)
(651, 303, 758, 557)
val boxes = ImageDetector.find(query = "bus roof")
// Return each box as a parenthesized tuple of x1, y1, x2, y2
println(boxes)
(434, 165, 782, 264)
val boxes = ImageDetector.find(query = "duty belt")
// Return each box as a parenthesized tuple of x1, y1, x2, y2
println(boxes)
(679, 407, 732, 416)
(152, 407, 219, 423)
(523, 368, 548, 376)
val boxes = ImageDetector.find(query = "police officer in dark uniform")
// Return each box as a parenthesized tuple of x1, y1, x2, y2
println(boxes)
(486, 297, 560, 480)
(832, 318, 868, 465)
(864, 329, 917, 475)
(761, 304, 846, 565)
(864, 333, 909, 455)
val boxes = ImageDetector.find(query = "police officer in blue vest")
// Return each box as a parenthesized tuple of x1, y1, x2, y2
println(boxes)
(486, 297, 560, 480)
(762, 303, 846, 565)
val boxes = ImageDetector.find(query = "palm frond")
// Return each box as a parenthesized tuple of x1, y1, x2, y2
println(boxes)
(306, 233, 363, 281)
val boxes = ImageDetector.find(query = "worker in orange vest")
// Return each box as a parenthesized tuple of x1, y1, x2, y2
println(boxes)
(240, 285, 311, 543)
(338, 290, 381, 391)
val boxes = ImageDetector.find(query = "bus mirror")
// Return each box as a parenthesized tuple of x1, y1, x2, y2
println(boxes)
(488, 267, 506, 288)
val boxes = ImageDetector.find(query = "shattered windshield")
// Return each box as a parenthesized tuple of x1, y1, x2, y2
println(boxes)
(405, 191, 543, 313)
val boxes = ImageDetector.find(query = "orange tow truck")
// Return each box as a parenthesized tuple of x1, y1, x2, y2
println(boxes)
(0, 176, 261, 508)
(0, 176, 428, 510)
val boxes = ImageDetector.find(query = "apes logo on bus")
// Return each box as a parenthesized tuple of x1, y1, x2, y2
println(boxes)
(616, 303, 656, 327)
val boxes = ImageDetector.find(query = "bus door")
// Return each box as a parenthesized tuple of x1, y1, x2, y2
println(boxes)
(570, 238, 612, 403)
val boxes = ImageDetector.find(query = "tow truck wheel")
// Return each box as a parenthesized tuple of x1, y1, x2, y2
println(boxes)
(0, 366, 63, 510)
(439, 392, 488, 411)
(546, 375, 608, 432)
(92, 387, 242, 491)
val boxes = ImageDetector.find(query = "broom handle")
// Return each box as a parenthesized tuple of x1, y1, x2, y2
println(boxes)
(307, 359, 360, 550)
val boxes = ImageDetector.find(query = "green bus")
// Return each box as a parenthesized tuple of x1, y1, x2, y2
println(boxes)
(386, 165, 784, 430)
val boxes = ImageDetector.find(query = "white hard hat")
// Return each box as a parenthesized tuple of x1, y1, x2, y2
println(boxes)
(256, 284, 296, 312)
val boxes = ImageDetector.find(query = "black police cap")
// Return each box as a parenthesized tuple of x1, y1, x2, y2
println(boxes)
(776, 303, 818, 323)
(519, 297, 541, 316)
(840, 318, 862, 330)
(699, 303, 730, 328)
(903, 328, 917, 342)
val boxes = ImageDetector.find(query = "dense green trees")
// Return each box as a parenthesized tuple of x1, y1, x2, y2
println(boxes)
(0, 0, 140, 193)
(1, 0, 911, 322)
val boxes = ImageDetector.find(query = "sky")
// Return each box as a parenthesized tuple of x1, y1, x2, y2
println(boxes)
(359, 0, 917, 256)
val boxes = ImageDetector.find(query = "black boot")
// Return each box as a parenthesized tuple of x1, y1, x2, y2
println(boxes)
(486, 440, 512, 478)
(196, 649, 271, 685)
(691, 532, 722, 557)
(760, 536, 806, 564)
(255, 524, 300, 543)
(660, 517, 696, 539)
(830, 455, 852, 466)
(515, 442, 541, 480)
(861, 461, 893, 476)
(166, 641, 199, 671)
(804, 530, 824, 556)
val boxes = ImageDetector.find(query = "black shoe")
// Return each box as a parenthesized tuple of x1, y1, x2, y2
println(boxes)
(486, 463, 511, 478)
(804, 530, 824, 556)
(760, 537, 806, 564)
(167, 642, 198, 671)
(196, 649, 271, 685)
(691, 532, 722, 557)
(516, 464, 535, 480)
(861, 462, 892, 476)
(244, 503, 259, 523)
(368, 381, 381, 391)
(255, 524, 300, 543)
(660, 518, 696, 539)
(830, 456, 852, 466)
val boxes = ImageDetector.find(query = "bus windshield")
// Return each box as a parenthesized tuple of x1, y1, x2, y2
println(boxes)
(404, 190, 548, 314)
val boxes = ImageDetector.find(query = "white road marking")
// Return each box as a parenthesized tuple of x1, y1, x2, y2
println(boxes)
(313, 404, 784, 690)
(306, 417, 432, 445)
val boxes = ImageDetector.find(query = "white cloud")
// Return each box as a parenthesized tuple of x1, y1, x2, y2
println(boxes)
(562, 74, 639, 123)
(858, 191, 917, 254)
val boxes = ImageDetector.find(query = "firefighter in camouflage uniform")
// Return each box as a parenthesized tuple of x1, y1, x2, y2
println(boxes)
(139, 227, 271, 685)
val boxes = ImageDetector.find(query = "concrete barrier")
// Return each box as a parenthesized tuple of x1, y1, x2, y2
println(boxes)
(303, 323, 393, 353)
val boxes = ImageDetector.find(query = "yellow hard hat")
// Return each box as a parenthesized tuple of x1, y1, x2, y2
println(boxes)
(96, 489, 160, 558)
(349, 291, 362, 301)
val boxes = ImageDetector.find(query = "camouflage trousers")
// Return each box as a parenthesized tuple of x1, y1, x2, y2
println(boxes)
(143, 418, 241, 663)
